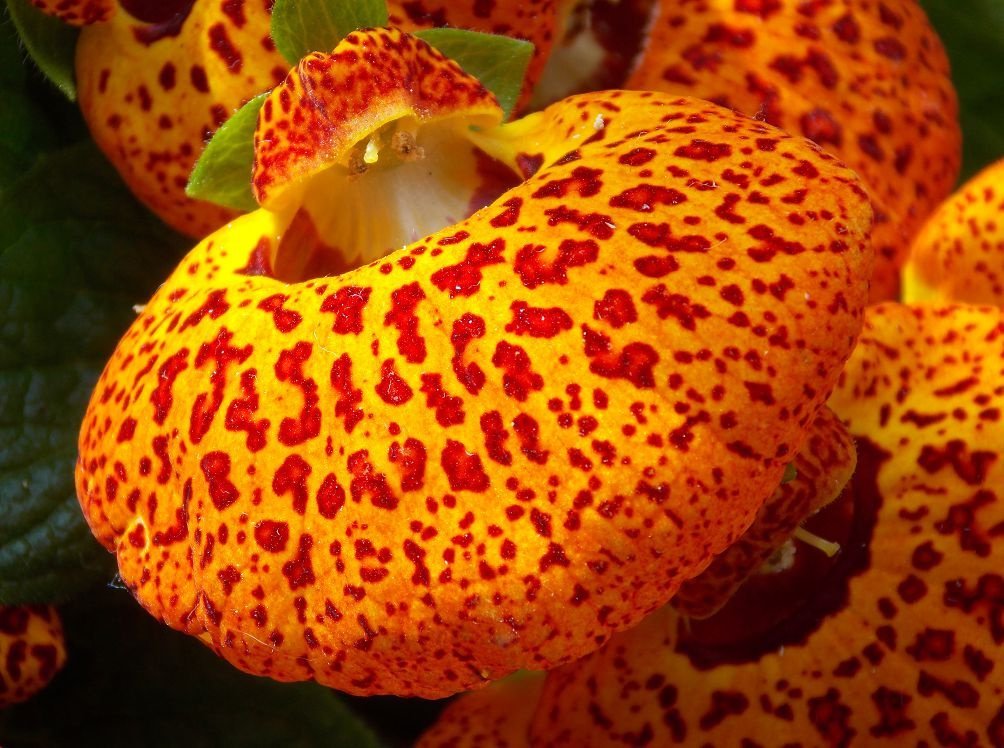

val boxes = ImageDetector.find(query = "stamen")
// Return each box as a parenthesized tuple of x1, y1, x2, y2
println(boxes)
(758, 539, 796, 574)
(392, 127, 425, 162)
(363, 138, 381, 165)
(793, 527, 841, 558)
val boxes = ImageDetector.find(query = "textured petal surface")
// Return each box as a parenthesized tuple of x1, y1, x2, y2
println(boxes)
(0, 605, 66, 708)
(904, 159, 1004, 306)
(66, 0, 562, 236)
(29, 0, 113, 25)
(76, 91, 871, 697)
(629, 0, 960, 301)
(529, 303, 1004, 747)
(674, 404, 856, 618)
(416, 672, 544, 748)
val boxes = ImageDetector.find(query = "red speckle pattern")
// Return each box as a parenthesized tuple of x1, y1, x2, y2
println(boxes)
(905, 158, 1004, 306)
(76, 80, 872, 696)
(36, 0, 562, 236)
(0, 605, 66, 708)
(630, 0, 960, 300)
(447, 303, 1004, 746)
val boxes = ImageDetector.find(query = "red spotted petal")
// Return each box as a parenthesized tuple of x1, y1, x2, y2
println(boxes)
(524, 303, 1004, 747)
(674, 405, 856, 618)
(76, 63, 872, 696)
(904, 158, 1004, 306)
(416, 672, 544, 748)
(0, 605, 66, 708)
(628, 0, 960, 301)
(64, 0, 563, 237)
(29, 0, 114, 25)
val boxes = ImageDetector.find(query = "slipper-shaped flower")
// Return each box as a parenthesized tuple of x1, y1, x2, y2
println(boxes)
(29, 0, 563, 237)
(75, 28, 872, 697)
(627, 0, 960, 301)
(673, 405, 855, 619)
(430, 302, 1003, 745)
(904, 158, 1004, 306)
(0, 605, 66, 707)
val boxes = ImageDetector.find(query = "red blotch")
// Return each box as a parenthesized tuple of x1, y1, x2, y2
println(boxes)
(191, 328, 252, 444)
(275, 342, 321, 446)
(642, 285, 712, 330)
(441, 440, 490, 492)
(151, 348, 190, 424)
(674, 139, 732, 162)
(513, 413, 549, 465)
(610, 184, 687, 212)
(282, 534, 316, 590)
(348, 450, 399, 510)
(317, 473, 346, 519)
(375, 359, 414, 405)
(320, 286, 371, 334)
(480, 411, 513, 466)
(532, 166, 603, 199)
(180, 289, 229, 332)
(257, 294, 302, 332)
(389, 437, 427, 492)
(594, 289, 637, 328)
(492, 341, 544, 402)
(273, 454, 312, 515)
(225, 369, 270, 452)
(582, 325, 659, 389)
(384, 282, 427, 363)
(200, 451, 239, 511)
(451, 313, 487, 395)
(430, 239, 505, 298)
(514, 239, 599, 289)
(330, 354, 364, 434)
(505, 301, 573, 338)
(419, 373, 465, 426)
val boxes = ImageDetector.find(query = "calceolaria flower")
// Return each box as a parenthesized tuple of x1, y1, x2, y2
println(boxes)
(0, 605, 66, 708)
(75, 28, 872, 697)
(28, 0, 564, 236)
(904, 158, 1004, 306)
(625, 0, 961, 302)
(420, 302, 1004, 746)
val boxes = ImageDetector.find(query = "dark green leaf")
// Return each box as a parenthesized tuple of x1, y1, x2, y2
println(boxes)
(271, 0, 388, 65)
(0, 143, 187, 605)
(5, 0, 79, 100)
(0, 17, 58, 194)
(0, 588, 383, 747)
(186, 93, 268, 212)
(414, 28, 533, 119)
(921, 0, 1004, 180)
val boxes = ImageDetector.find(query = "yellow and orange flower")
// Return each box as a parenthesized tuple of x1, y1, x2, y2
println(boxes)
(905, 158, 1004, 307)
(74, 28, 871, 697)
(0, 605, 66, 708)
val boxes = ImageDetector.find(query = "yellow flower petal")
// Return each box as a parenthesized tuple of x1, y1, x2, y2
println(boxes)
(525, 303, 1004, 746)
(904, 159, 1004, 306)
(0, 605, 66, 708)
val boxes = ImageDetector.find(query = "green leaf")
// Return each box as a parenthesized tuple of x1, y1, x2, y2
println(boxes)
(186, 93, 268, 212)
(5, 0, 79, 100)
(0, 143, 187, 605)
(271, 0, 389, 65)
(414, 28, 533, 119)
(0, 588, 384, 747)
(921, 0, 1004, 180)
